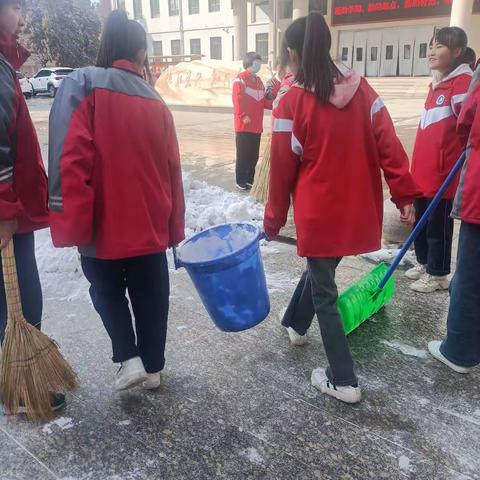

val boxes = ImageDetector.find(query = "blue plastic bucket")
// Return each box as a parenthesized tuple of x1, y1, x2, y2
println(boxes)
(175, 223, 270, 332)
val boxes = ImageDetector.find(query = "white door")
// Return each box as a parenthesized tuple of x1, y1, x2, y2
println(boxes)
(398, 29, 415, 77)
(380, 31, 399, 77)
(366, 30, 382, 77)
(338, 31, 354, 69)
(414, 26, 434, 76)
(352, 31, 367, 76)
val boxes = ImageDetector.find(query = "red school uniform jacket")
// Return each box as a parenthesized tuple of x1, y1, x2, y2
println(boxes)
(452, 68, 480, 224)
(0, 32, 48, 233)
(264, 70, 420, 258)
(48, 60, 185, 260)
(411, 64, 473, 199)
(232, 70, 272, 134)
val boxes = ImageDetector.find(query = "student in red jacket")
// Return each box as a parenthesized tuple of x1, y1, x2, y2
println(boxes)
(0, 0, 65, 413)
(49, 11, 185, 392)
(428, 67, 480, 372)
(233, 52, 272, 190)
(264, 13, 419, 404)
(406, 27, 473, 293)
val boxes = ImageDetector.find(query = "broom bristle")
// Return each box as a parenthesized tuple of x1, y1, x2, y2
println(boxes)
(251, 134, 272, 204)
(0, 317, 78, 421)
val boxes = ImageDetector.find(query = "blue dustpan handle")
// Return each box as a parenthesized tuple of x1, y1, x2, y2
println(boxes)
(378, 150, 467, 290)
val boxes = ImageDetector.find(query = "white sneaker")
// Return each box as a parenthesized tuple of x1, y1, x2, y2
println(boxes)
(405, 263, 426, 280)
(115, 357, 148, 391)
(286, 327, 308, 346)
(142, 372, 162, 390)
(410, 274, 449, 293)
(311, 368, 361, 404)
(428, 341, 473, 374)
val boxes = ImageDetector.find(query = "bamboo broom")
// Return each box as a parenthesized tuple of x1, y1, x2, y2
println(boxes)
(251, 133, 272, 204)
(0, 240, 78, 421)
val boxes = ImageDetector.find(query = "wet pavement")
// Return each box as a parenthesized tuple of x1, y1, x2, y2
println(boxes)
(1, 79, 479, 480)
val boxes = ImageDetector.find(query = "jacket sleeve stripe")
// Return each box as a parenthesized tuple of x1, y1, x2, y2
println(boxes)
(0, 60, 16, 175)
(452, 93, 468, 105)
(48, 73, 89, 210)
(370, 97, 385, 123)
(272, 118, 293, 133)
(291, 133, 303, 156)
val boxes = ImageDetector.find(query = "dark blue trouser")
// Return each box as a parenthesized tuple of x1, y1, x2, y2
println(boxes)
(414, 198, 454, 276)
(0, 233, 43, 343)
(81, 253, 170, 373)
(440, 222, 480, 367)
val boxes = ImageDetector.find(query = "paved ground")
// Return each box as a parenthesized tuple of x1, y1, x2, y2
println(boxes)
(1, 81, 479, 480)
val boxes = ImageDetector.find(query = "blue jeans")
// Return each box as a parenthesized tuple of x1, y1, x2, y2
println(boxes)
(440, 222, 480, 367)
(81, 253, 170, 373)
(0, 232, 43, 343)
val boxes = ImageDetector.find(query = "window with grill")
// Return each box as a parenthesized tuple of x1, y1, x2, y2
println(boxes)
(278, 0, 293, 19)
(171, 39, 182, 55)
(190, 39, 201, 55)
(133, 0, 143, 19)
(150, 0, 160, 17)
(210, 37, 222, 60)
(153, 41, 163, 57)
(209, 0, 220, 12)
(189, 0, 200, 14)
(169, 0, 179, 16)
(256, 33, 269, 63)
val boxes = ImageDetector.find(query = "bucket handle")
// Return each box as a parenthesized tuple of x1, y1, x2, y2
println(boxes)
(172, 246, 182, 270)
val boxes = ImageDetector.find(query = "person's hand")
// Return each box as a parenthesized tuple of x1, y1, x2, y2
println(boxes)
(400, 204, 415, 227)
(0, 219, 18, 250)
(242, 115, 251, 125)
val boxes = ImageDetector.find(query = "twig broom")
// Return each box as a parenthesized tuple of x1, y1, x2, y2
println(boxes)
(251, 133, 272, 204)
(0, 240, 78, 421)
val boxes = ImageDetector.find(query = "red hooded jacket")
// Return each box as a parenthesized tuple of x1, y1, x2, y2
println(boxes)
(452, 68, 480, 224)
(232, 70, 272, 134)
(264, 71, 420, 258)
(0, 32, 48, 233)
(411, 64, 473, 199)
(48, 60, 185, 260)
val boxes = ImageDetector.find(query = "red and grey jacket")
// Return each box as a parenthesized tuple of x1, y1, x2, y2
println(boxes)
(452, 68, 480, 224)
(48, 60, 185, 260)
(264, 70, 420, 258)
(232, 70, 272, 134)
(411, 64, 473, 199)
(0, 32, 48, 233)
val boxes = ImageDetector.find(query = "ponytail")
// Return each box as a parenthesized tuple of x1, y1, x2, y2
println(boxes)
(284, 12, 342, 104)
(96, 10, 147, 68)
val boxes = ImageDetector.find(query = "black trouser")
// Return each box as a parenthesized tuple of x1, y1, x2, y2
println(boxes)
(81, 253, 170, 374)
(284, 259, 357, 387)
(413, 198, 454, 276)
(441, 222, 480, 367)
(235, 132, 261, 186)
(0, 233, 43, 343)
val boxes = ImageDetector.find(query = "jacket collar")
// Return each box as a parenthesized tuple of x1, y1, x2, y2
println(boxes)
(432, 63, 473, 90)
(112, 60, 143, 77)
(0, 31, 30, 71)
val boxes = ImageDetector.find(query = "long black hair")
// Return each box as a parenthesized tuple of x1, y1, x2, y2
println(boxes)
(432, 27, 469, 73)
(283, 12, 342, 104)
(96, 10, 148, 68)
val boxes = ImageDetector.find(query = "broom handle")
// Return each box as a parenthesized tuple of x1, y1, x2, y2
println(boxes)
(378, 150, 467, 290)
(1, 240, 23, 318)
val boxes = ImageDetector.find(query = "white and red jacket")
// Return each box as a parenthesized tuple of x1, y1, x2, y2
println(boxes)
(264, 70, 420, 258)
(232, 70, 272, 134)
(411, 64, 473, 199)
(0, 32, 48, 233)
(452, 68, 480, 224)
(48, 60, 185, 260)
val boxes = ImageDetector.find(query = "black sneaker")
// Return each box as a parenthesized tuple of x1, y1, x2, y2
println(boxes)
(236, 183, 249, 191)
(6, 393, 67, 415)
(245, 183, 253, 191)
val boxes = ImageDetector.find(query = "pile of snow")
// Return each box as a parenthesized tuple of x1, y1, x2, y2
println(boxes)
(361, 248, 416, 267)
(381, 340, 427, 359)
(178, 226, 257, 263)
(183, 172, 264, 237)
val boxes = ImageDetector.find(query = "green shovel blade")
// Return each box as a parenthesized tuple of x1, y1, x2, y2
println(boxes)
(337, 263, 395, 335)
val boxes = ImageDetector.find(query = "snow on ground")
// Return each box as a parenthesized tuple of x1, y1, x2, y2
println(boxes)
(381, 340, 428, 359)
(35, 173, 265, 300)
(361, 248, 416, 267)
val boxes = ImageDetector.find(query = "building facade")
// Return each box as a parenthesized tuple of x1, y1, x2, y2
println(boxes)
(111, 0, 480, 76)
